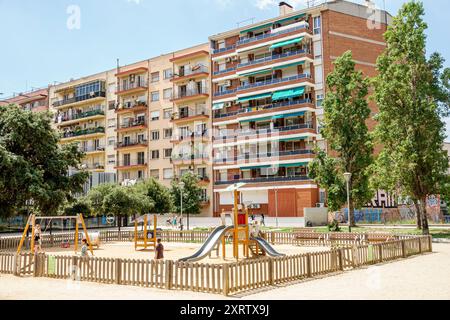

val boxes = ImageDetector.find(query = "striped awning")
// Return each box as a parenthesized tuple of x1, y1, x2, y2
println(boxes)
(272, 86, 305, 101)
(270, 37, 304, 50)
(272, 111, 305, 120)
(237, 93, 272, 103)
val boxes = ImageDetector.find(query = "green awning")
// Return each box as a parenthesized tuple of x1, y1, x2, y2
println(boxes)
(272, 111, 305, 120)
(212, 103, 225, 110)
(272, 86, 305, 101)
(270, 37, 304, 50)
(240, 23, 273, 34)
(240, 165, 271, 170)
(275, 13, 306, 25)
(279, 136, 307, 142)
(277, 162, 308, 168)
(237, 93, 272, 103)
(240, 116, 272, 123)
(240, 69, 273, 77)
(273, 60, 305, 70)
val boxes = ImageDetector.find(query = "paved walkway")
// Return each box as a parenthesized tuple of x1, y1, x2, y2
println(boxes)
(1, 244, 449, 300)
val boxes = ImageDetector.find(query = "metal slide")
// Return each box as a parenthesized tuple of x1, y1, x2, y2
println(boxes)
(251, 237, 285, 257)
(178, 225, 234, 262)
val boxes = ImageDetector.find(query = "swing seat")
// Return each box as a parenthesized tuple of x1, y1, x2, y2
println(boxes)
(61, 241, 70, 249)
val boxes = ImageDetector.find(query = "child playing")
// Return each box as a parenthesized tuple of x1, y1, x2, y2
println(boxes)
(155, 239, 164, 260)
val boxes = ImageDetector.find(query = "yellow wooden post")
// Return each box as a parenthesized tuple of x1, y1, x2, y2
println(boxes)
(79, 214, 94, 256)
(144, 215, 148, 249)
(153, 215, 157, 249)
(74, 216, 79, 252)
(233, 189, 239, 261)
(30, 215, 36, 254)
(17, 215, 32, 254)
(222, 234, 226, 259)
(134, 218, 138, 250)
(244, 208, 249, 258)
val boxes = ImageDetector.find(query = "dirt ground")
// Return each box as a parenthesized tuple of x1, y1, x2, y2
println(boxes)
(2, 244, 449, 300)
(26, 242, 328, 264)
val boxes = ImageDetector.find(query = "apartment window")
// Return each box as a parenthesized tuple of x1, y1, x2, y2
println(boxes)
(163, 168, 173, 180)
(200, 189, 208, 202)
(163, 108, 173, 119)
(314, 65, 323, 85)
(313, 16, 321, 35)
(108, 137, 116, 146)
(164, 128, 173, 139)
(108, 118, 116, 128)
(151, 91, 159, 102)
(151, 72, 160, 83)
(164, 148, 172, 159)
(151, 111, 160, 121)
(313, 41, 322, 59)
(163, 88, 173, 100)
(218, 40, 225, 50)
(123, 154, 131, 166)
(137, 152, 145, 165)
(150, 169, 160, 180)
(151, 150, 160, 160)
(218, 62, 226, 72)
(137, 170, 144, 180)
(107, 155, 116, 165)
(163, 68, 173, 80)
(151, 130, 160, 141)
(108, 101, 116, 110)
(122, 172, 131, 180)
(316, 94, 324, 107)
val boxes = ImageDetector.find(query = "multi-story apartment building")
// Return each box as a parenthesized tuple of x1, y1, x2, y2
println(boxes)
(209, 1, 390, 217)
(0, 88, 49, 112)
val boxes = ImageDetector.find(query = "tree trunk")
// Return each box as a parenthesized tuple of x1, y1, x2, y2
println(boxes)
(118, 214, 121, 233)
(420, 197, 430, 235)
(349, 200, 356, 228)
(414, 201, 422, 230)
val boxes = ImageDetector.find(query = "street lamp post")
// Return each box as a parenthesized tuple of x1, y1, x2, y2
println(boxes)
(179, 181, 186, 230)
(344, 172, 352, 233)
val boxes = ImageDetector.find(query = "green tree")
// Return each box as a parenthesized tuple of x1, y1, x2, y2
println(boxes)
(171, 172, 202, 216)
(372, 1, 450, 235)
(134, 178, 173, 214)
(63, 197, 92, 216)
(86, 183, 117, 216)
(0, 105, 88, 217)
(308, 51, 374, 227)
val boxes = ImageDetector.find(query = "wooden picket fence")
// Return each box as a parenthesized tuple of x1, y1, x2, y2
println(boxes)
(0, 235, 433, 296)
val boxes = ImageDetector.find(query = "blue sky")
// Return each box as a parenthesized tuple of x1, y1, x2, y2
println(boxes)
(0, 0, 449, 135)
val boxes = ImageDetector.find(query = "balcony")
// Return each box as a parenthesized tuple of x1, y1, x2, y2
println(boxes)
(237, 74, 311, 92)
(213, 88, 237, 98)
(53, 91, 106, 108)
(116, 139, 148, 150)
(214, 149, 315, 164)
(171, 108, 209, 123)
(115, 160, 148, 170)
(212, 44, 236, 55)
(81, 163, 105, 171)
(81, 146, 106, 154)
(237, 23, 310, 47)
(61, 127, 105, 139)
(171, 131, 209, 143)
(214, 99, 313, 120)
(117, 119, 147, 132)
(214, 122, 314, 140)
(171, 87, 209, 103)
(116, 102, 148, 114)
(215, 175, 310, 185)
(237, 49, 309, 69)
(172, 66, 209, 82)
(172, 154, 210, 164)
(56, 109, 105, 125)
(213, 67, 237, 77)
(116, 80, 148, 95)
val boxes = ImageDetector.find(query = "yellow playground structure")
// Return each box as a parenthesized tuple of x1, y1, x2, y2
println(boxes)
(134, 214, 158, 251)
(17, 214, 94, 256)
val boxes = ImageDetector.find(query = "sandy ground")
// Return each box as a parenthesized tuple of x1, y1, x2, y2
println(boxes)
(24, 242, 328, 264)
(1, 244, 449, 300)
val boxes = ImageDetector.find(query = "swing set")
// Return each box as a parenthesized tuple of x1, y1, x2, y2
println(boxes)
(16, 214, 94, 256)
(134, 214, 158, 251)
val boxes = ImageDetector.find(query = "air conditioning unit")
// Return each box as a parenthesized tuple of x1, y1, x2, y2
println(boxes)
(225, 57, 232, 63)
(224, 102, 232, 107)
(316, 203, 325, 208)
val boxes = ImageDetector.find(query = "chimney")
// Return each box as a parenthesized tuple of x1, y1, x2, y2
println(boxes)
(279, 2, 294, 16)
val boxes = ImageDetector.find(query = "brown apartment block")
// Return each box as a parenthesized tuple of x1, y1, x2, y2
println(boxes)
(209, 0, 390, 217)
(0, 88, 49, 112)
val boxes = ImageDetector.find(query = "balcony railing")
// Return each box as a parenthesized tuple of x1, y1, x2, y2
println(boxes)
(53, 91, 106, 108)
(116, 102, 147, 112)
(212, 44, 236, 55)
(213, 67, 237, 76)
(81, 146, 106, 153)
(237, 24, 309, 46)
(119, 119, 147, 129)
(214, 149, 315, 163)
(237, 49, 308, 68)
(56, 109, 105, 123)
(172, 131, 209, 141)
(214, 99, 312, 119)
(175, 66, 209, 78)
(172, 154, 209, 161)
(214, 88, 237, 97)
(172, 108, 209, 120)
(172, 87, 209, 100)
(116, 139, 148, 148)
(116, 160, 148, 167)
(215, 175, 310, 185)
(61, 127, 105, 139)
(117, 80, 148, 93)
(215, 122, 314, 140)
(81, 163, 105, 170)
(237, 74, 311, 91)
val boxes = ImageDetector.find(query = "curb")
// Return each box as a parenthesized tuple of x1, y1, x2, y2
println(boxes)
(432, 238, 450, 244)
